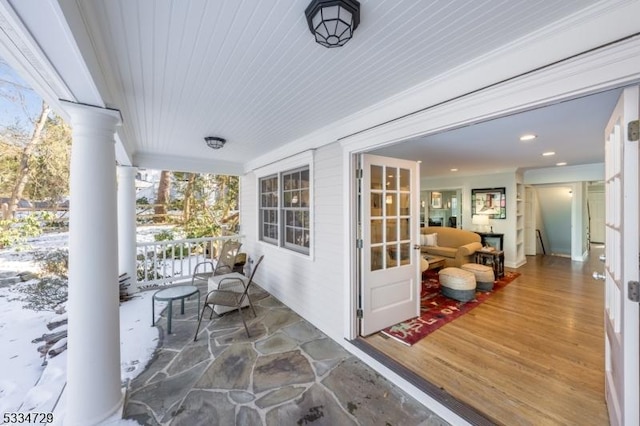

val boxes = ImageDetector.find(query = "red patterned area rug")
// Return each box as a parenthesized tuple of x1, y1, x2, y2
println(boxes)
(381, 270, 520, 346)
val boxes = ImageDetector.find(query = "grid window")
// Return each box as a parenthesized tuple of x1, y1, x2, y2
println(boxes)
(258, 167, 311, 255)
(282, 168, 310, 253)
(259, 175, 278, 244)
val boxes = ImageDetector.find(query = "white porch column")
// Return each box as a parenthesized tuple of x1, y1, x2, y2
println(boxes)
(117, 166, 138, 291)
(62, 101, 123, 426)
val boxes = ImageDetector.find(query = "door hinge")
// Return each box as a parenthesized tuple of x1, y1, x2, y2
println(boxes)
(356, 168, 363, 179)
(629, 120, 639, 141)
(356, 309, 363, 318)
(356, 239, 363, 249)
(628, 281, 640, 303)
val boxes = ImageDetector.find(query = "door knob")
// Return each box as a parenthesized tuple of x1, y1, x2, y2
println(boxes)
(592, 271, 606, 281)
(599, 254, 606, 263)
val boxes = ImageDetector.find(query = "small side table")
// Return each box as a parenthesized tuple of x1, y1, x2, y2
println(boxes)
(423, 255, 446, 271)
(152, 285, 200, 334)
(475, 250, 505, 279)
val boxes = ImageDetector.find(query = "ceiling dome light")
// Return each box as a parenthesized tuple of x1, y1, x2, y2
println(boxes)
(204, 136, 226, 149)
(305, 0, 360, 48)
(519, 134, 537, 141)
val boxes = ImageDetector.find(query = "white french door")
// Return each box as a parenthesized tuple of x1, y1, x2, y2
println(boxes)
(359, 154, 420, 336)
(602, 86, 639, 426)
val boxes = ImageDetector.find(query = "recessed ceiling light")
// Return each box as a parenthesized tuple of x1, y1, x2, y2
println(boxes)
(520, 134, 537, 141)
(556, 162, 567, 166)
(542, 151, 555, 156)
(450, 168, 458, 172)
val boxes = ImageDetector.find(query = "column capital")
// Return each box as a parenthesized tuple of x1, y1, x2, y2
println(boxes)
(60, 100, 122, 128)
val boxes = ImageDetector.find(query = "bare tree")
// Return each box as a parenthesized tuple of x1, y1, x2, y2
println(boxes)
(182, 172, 196, 223)
(7, 100, 50, 216)
(28, 114, 72, 207)
(154, 170, 171, 223)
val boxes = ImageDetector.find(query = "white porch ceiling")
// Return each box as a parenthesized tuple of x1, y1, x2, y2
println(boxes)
(58, 0, 604, 173)
(4, 0, 636, 176)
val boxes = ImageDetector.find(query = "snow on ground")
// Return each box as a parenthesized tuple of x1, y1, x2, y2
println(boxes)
(0, 281, 58, 414)
(0, 229, 168, 424)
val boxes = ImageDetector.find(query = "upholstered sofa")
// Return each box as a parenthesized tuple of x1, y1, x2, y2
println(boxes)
(420, 226, 482, 267)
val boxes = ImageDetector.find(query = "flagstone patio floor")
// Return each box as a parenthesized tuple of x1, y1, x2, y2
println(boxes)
(123, 282, 450, 425)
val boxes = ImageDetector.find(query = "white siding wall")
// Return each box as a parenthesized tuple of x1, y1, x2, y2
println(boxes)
(240, 143, 345, 340)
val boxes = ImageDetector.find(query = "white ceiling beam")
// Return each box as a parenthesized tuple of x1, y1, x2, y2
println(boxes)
(134, 152, 243, 176)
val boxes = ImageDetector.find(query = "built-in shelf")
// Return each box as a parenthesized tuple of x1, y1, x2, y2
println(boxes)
(515, 182, 526, 265)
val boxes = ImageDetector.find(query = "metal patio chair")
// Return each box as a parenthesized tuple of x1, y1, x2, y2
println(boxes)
(194, 255, 264, 340)
(191, 240, 242, 287)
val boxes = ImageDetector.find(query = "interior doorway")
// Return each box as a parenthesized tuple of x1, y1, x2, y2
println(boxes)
(587, 182, 605, 244)
(534, 185, 573, 257)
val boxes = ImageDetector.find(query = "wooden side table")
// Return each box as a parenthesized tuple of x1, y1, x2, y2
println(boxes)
(476, 232, 504, 251)
(474, 250, 504, 279)
(423, 255, 446, 271)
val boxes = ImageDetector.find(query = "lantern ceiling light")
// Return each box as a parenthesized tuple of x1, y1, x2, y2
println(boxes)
(204, 136, 226, 149)
(305, 0, 360, 48)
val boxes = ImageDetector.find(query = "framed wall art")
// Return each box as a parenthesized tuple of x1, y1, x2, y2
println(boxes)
(471, 187, 506, 219)
(431, 191, 442, 209)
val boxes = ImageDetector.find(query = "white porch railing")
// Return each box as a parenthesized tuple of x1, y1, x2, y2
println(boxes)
(136, 234, 243, 288)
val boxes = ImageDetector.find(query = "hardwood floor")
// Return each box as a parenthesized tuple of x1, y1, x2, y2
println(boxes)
(364, 248, 608, 426)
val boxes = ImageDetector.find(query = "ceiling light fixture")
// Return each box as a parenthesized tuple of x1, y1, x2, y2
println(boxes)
(519, 134, 537, 141)
(204, 136, 226, 150)
(542, 151, 555, 156)
(556, 162, 567, 166)
(305, 0, 360, 48)
(450, 168, 458, 172)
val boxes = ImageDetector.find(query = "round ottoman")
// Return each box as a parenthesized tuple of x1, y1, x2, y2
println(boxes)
(461, 263, 495, 291)
(438, 267, 476, 302)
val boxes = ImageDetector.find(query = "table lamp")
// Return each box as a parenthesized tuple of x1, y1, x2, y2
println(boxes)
(472, 214, 490, 232)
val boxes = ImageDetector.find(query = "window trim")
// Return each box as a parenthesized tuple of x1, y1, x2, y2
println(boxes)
(255, 151, 314, 258)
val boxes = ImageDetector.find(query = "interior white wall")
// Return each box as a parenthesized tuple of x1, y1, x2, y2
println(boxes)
(535, 186, 573, 255)
(356, 156, 595, 272)
(422, 172, 519, 267)
(525, 165, 595, 261)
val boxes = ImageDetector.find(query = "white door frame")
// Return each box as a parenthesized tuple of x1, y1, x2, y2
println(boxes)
(359, 154, 420, 336)
(342, 35, 640, 341)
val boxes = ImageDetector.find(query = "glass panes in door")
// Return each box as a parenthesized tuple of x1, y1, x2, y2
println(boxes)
(370, 165, 411, 271)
